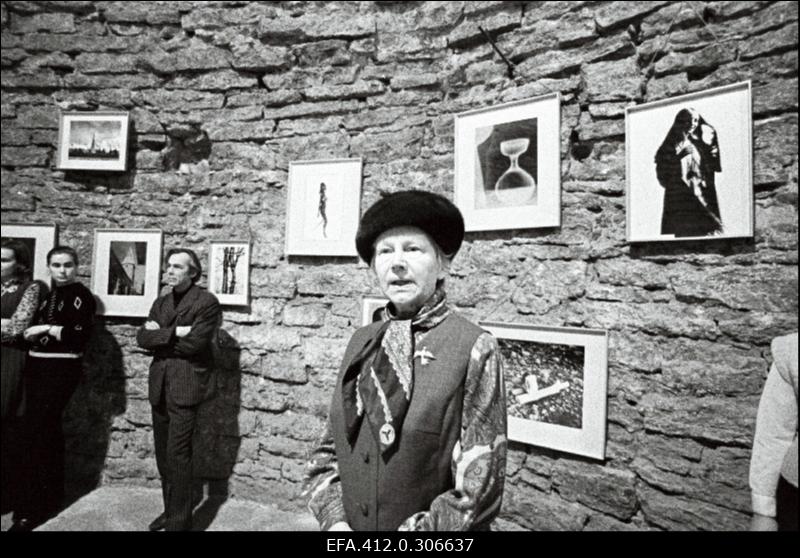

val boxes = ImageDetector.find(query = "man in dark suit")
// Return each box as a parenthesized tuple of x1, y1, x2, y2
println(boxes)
(136, 248, 220, 531)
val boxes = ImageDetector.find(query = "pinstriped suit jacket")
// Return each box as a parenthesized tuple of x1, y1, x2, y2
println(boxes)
(136, 283, 221, 407)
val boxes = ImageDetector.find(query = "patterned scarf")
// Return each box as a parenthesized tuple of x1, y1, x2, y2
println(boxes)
(342, 286, 449, 455)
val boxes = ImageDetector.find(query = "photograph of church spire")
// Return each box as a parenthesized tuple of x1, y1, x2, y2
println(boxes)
(108, 241, 147, 296)
(68, 122, 120, 160)
(57, 111, 130, 171)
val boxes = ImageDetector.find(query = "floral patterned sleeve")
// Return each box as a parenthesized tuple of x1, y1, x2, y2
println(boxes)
(399, 332, 508, 531)
(1, 282, 40, 342)
(303, 420, 348, 531)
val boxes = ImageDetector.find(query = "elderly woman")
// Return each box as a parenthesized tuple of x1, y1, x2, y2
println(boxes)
(304, 191, 507, 531)
(9, 246, 95, 531)
(2, 239, 42, 513)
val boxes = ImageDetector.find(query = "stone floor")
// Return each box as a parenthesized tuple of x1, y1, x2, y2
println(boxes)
(1, 485, 319, 531)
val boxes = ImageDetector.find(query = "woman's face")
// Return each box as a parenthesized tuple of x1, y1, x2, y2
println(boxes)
(1, 248, 17, 280)
(48, 253, 77, 286)
(686, 109, 699, 134)
(372, 226, 448, 318)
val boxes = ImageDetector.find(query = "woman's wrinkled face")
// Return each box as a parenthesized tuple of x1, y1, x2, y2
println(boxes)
(687, 109, 699, 134)
(48, 253, 77, 286)
(372, 226, 448, 318)
(1, 248, 18, 280)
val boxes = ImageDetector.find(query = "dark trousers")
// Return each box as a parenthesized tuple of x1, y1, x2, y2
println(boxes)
(152, 387, 198, 531)
(777, 475, 799, 532)
(14, 357, 82, 522)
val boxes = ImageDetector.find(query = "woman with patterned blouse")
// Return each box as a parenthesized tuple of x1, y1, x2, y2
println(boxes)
(304, 191, 507, 531)
(2, 239, 42, 514)
(9, 245, 95, 532)
(1, 239, 41, 419)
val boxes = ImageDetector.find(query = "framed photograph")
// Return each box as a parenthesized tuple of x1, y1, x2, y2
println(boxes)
(92, 229, 163, 317)
(626, 81, 753, 242)
(286, 158, 362, 256)
(480, 321, 608, 460)
(0, 223, 58, 284)
(208, 240, 250, 306)
(361, 295, 389, 326)
(454, 92, 561, 232)
(57, 111, 130, 172)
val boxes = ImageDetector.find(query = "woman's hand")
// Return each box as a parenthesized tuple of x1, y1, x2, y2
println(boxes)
(750, 513, 778, 531)
(175, 326, 192, 338)
(24, 324, 52, 340)
(328, 521, 353, 531)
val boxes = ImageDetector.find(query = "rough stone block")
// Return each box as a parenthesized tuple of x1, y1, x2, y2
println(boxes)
(282, 302, 328, 328)
(75, 52, 139, 74)
(9, 12, 76, 33)
(740, 21, 799, 60)
(302, 337, 346, 370)
(260, 351, 309, 384)
(502, 487, 590, 531)
(1, 146, 49, 166)
(582, 58, 642, 102)
(552, 461, 638, 520)
(594, 1, 670, 32)
(637, 484, 750, 530)
(640, 393, 757, 446)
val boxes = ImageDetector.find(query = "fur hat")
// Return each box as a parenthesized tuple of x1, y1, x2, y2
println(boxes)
(355, 190, 465, 263)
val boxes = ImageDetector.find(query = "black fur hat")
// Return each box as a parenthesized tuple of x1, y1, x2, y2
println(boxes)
(355, 190, 465, 263)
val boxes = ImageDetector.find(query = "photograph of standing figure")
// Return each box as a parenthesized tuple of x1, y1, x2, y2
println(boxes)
(625, 81, 753, 243)
(655, 108, 723, 237)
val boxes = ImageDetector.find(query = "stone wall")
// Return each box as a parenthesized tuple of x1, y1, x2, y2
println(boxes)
(1, 1, 797, 531)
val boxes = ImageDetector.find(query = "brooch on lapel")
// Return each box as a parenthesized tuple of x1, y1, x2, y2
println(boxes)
(413, 347, 436, 366)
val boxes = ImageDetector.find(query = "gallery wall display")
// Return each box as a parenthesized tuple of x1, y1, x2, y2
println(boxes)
(454, 92, 561, 232)
(208, 240, 250, 307)
(56, 111, 130, 172)
(92, 229, 163, 317)
(286, 158, 363, 257)
(0, 223, 58, 284)
(626, 81, 753, 242)
(361, 295, 389, 326)
(480, 321, 608, 460)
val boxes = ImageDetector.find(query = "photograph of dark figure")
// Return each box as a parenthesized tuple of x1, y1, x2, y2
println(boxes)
(655, 108, 723, 237)
(476, 118, 538, 209)
(318, 182, 328, 239)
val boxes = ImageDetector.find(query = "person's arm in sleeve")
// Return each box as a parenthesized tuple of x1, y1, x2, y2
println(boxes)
(1, 282, 40, 342)
(54, 288, 95, 349)
(172, 296, 220, 356)
(749, 337, 798, 530)
(136, 300, 176, 350)
(399, 332, 508, 531)
(303, 420, 349, 531)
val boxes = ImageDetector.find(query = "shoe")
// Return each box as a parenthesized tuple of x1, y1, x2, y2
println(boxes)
(8, 518, 37, 532)
(148, 513, 167, 532)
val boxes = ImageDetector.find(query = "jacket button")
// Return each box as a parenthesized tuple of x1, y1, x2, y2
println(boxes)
(362, 452, 370, 463)
(360, 503, 369, 516)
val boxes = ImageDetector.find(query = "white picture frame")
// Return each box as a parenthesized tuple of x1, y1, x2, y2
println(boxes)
(454, 92, 561, 232)
(625, 81, 753, 242)
(480, 321, 608, 460)
(57, 111, 130, 172)
(208, 240, 250, 307)
(92, 229, 163, 317)
(0, 223, 58, 284)
(361, 295, 389, 326)
(286, 158, 362, 256)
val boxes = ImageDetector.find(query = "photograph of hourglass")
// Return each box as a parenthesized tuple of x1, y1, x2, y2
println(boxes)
(454, 92, 561, 232)
(475, 117, 539, 209)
